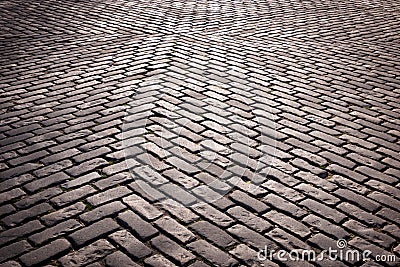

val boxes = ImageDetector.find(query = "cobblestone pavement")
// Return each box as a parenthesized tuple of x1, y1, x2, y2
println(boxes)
(1, 0, 400, 266)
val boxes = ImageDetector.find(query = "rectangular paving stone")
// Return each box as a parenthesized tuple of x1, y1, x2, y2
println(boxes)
(166, 156, 200, 174)
(94, 172, 134, 190)
(0, 163, 42, 180)
(59, 239, 114, 267)
(66, 158, 108, 177)
(72, 147, 111, 163)
(33, 160, 73, 178)
(79, 201, 126, 224)
(229, 190, 269, 214)
(263, 193, 307, 218)
(286, 138, 320, 153)
(117, 210, 158, 240)
(159, 183, 198, 206)
(87, 186, 131, 206)
(299, 199, 347, 224)
(128, 180, 166, 202)
(326, 164, 367, 182)
(307, 233, 338, 251)
(41, 148, 80, 165)
(123, 194, 163, 220)
(268, 228, 311, 251)
(262, 180, 305, 202)
(155, 216, 196, 243)
(157, 199, 199, 224)
(188, 240, 238, 267)
(347, 152, 385, 170)
(105, 251, 141, 267)
(61, 172, 101, 189)
(264, 168, 300, 187)
(24, 172, 70, 192)
(0, 240, 32, 263)
(338, 202, 385, 227)
(343, 219, 395, 249)
(227, 206, 272, 232)
(310, 130, 345, 145)
(339, 134, 376, 149)
(144, 254, 176, 267)
(136, 153, 170, 171)
(0, 204, 15, 217)
(319, 151, 356, 169)
(291, 158, 327, 176)
(302, 214, 349, 240)
(0, 220, 43, 246)
(151, 235, 196, 265)
(190, 220, 236, 248)
(68, 218, 120, 246)
(291, 148, 328, 167)
(0, 173, 34, 193)
(29, 219, 81, 245)
(228, 224, 279, 251)
(109, 230, 152, 259)
(133, 165, 169, 186)
(2, 203, 53, 226)
(0, 188, 25, 203)
(51, 185, 96, 207)
(102, 159, 139, 176)
(264, 210, 311, 238)
(295, 171, 338, 192)
(192, 204, 234, 227)
(295, 183, 340, 205)
(41, 202, 86, 226)
(334, 188, 380, 212)
(366, 179, 400, 198)
(368, 191, 400, 211)
(19, 238, 71, 266)
(163, 168, 199, 189)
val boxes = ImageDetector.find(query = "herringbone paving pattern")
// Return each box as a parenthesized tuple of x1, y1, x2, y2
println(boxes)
(0, 0, 400, 266)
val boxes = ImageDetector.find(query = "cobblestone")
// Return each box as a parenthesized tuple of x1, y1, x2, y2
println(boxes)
(51, 185, 96, 207)
(29, 219, 81, 245)
(227, 206, 272, 233)
(19, 239, 71, 266)
(0, 220, 43, 246)
(41, 202, 86, 226)
(0, 241, 32, 263)
(68, 218, 120, 246)
(79, 201, 126, 224)
(188, 240, 238, 267)
(104, 251, 141, 267)
(109, 230, 152, 259)
(144, 254, 175, 267)
(2, 203, 52, 227)
(191, 220, 236, 248)
(228, 224, 279, 251)
(87, 186, 131, 206)
(151, 235, 196, 265)
(264, 210, 311, 239)
(155, 216, 196, 244)
(58, 239, 114, 267)
(117, 210, 158, 240)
